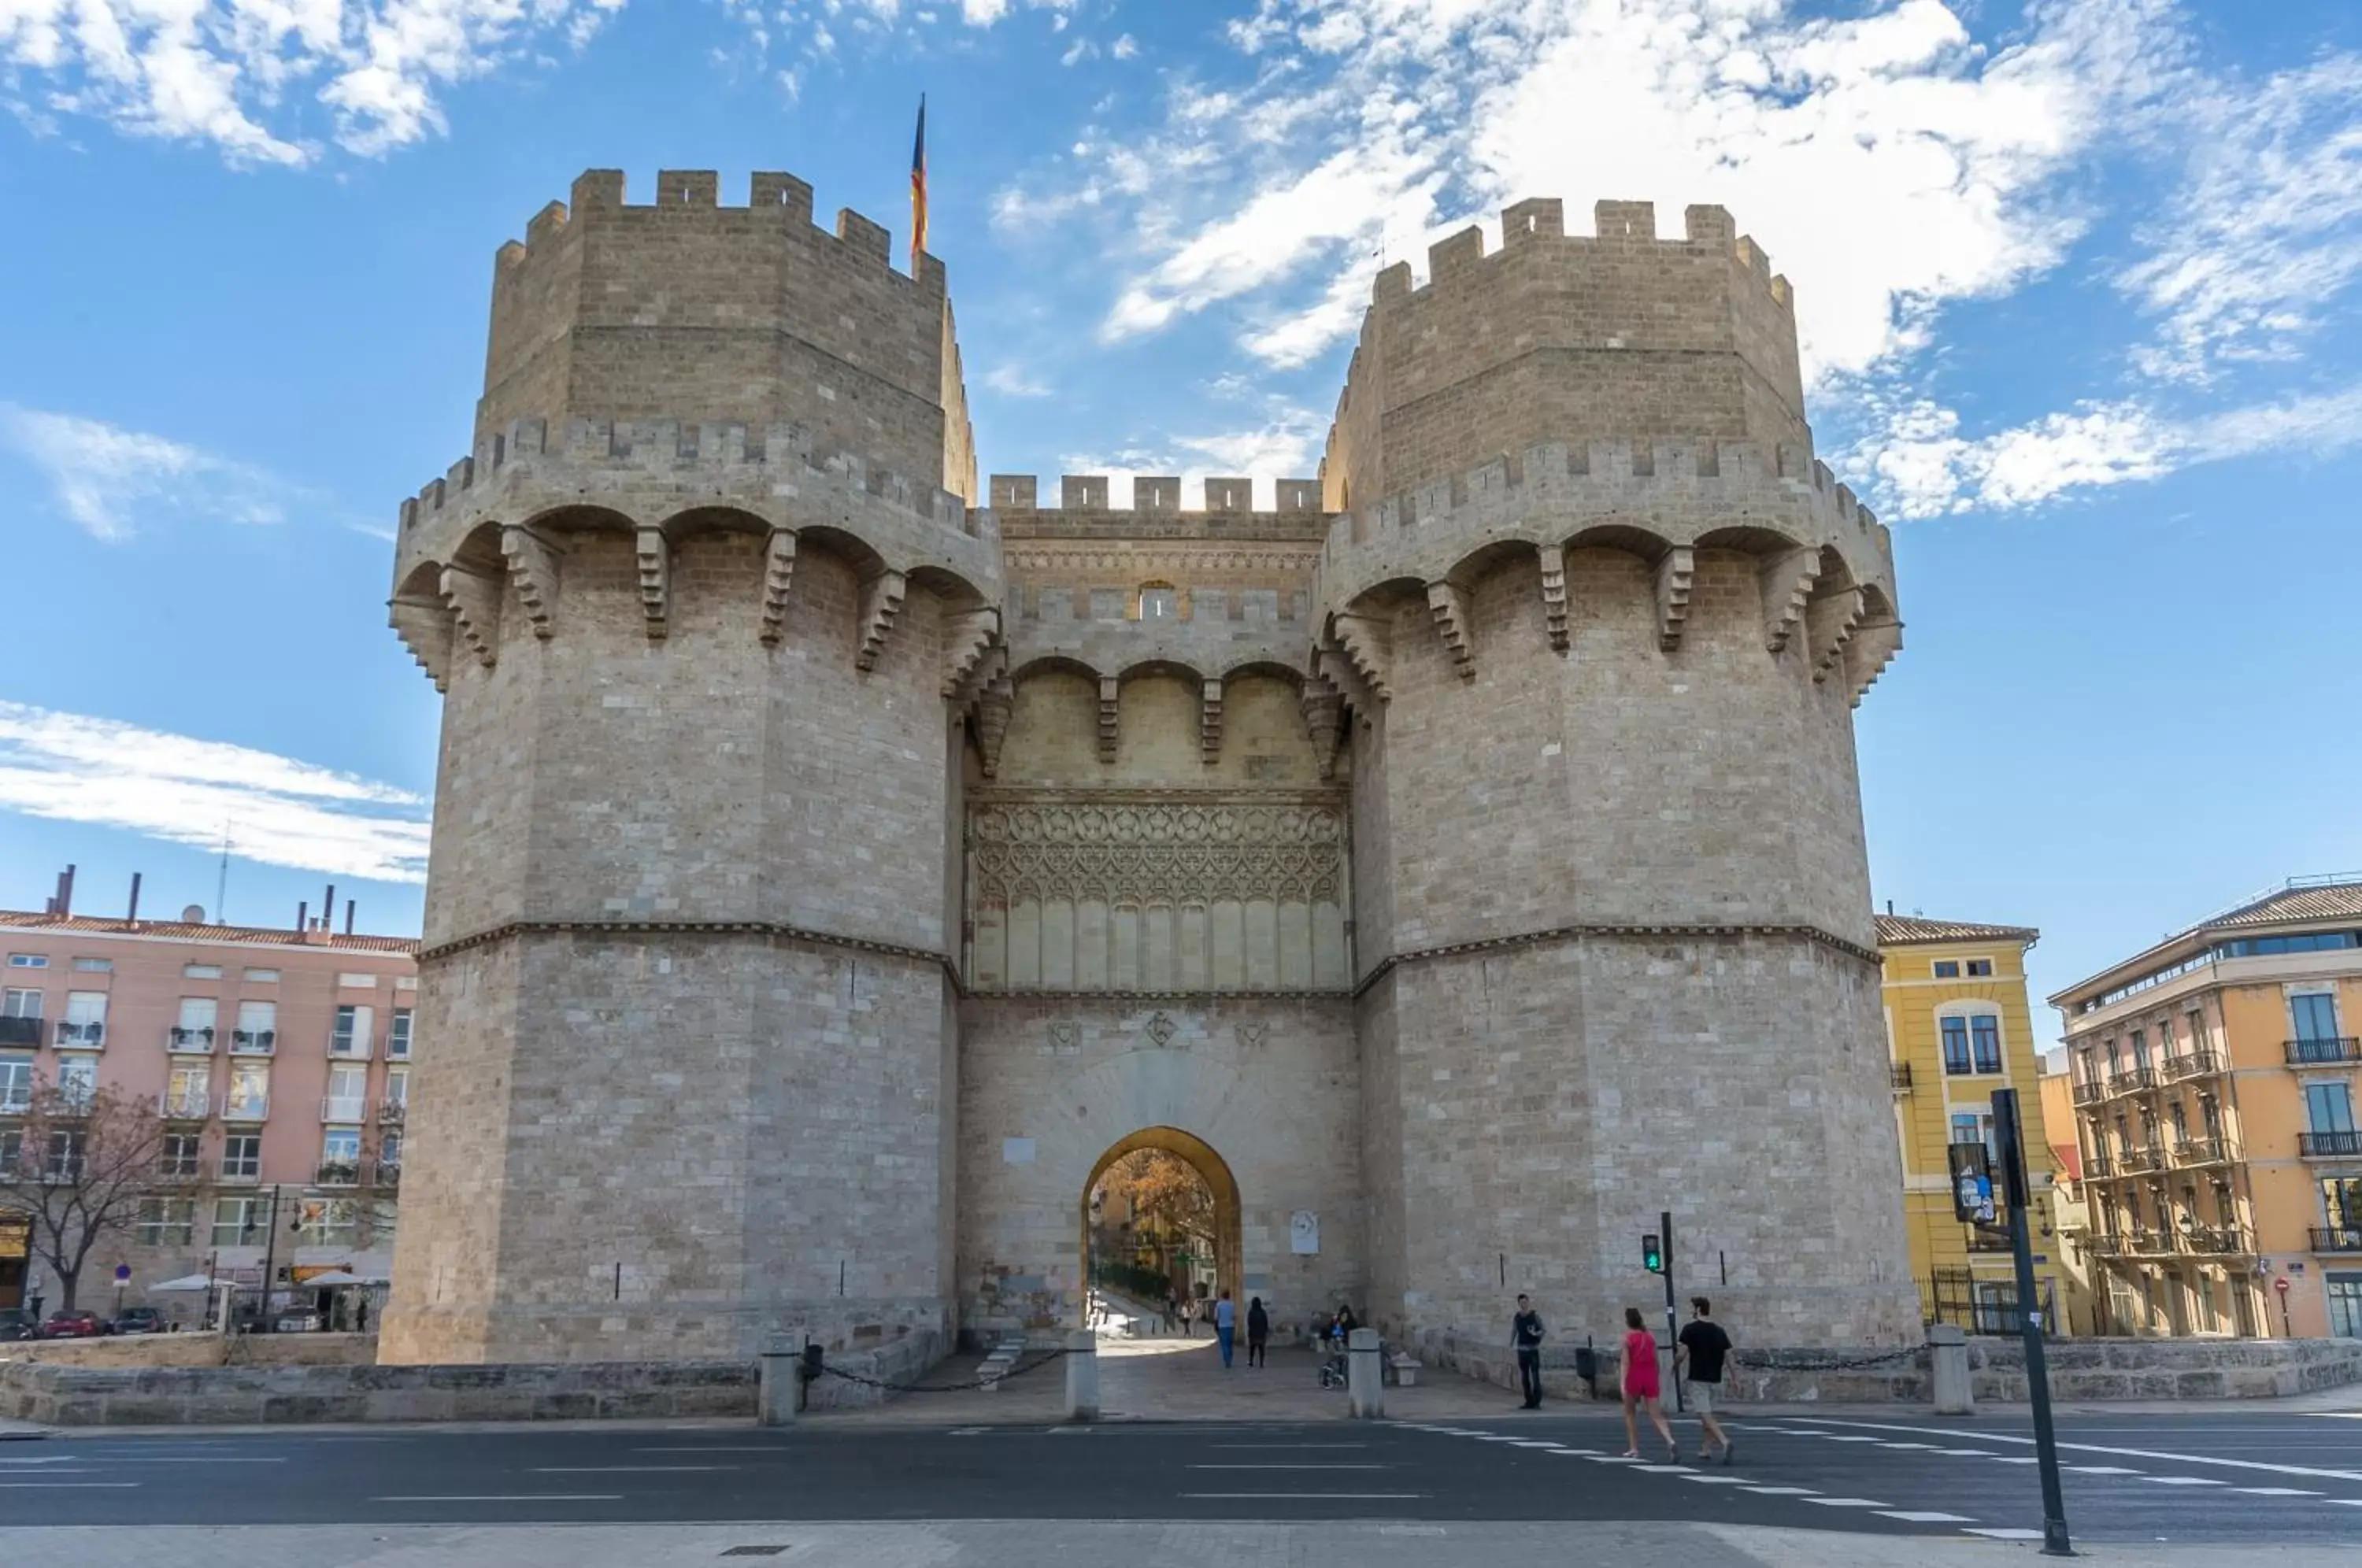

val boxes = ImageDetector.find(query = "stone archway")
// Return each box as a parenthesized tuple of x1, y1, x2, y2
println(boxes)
(1079, 1126, 1243, 1326)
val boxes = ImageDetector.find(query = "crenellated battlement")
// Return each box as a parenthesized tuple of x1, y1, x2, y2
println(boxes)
(1372, 197, 1793, 315)
(987, 475, 1324, 514)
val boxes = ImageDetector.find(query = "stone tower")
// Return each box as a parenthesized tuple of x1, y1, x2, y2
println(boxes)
(383, 172, 1916, 1369)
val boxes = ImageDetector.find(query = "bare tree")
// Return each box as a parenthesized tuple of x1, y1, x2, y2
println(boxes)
(0, 1076, 187, 1313)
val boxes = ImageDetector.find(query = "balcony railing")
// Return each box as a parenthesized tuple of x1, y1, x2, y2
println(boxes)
(313, 1161, 360, 1187)
(219, 1095, 269, 1123)
(166, 1026, 217, 1054)
(320, 1096, 368, 1124)
(2287, 1037, 2362, 1066)
(371, 1160, 402, 1189)
(2123, 1230, 2173, 1256)
(0, 1015, 42, 1047)
(2167, 1049, 2227, 1080)
(1890, 1063, 1913, 1091)
(327, 1034, 371, 1061)
(2119, 1145, 2168, 1174)
(2300, 1130, 2362, 1158)
(378, 1097, 406, 1124)
(2073, 1078, 2105, 1106)
(2111, 1066, 2161, 1094)
(157, 1090, 211, 1120)
(2086, 1152, 2116, 1178)
(2311, 1226, 2362, 1253)
(53, 1019, 105, 1048)
(228, 1030, 276, 1056)
(2182, 1226, 2253, 1256)
(2174, 1137, 2233, 1167)
(0, 1087, 29, 1115)
(2086, 1233, 2127, 1256)
(217, 1164, 260, 1184)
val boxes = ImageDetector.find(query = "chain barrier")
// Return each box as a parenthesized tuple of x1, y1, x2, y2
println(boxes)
(812, 1345, 1072, 1395)
(1732, 1346, 1923, 1374)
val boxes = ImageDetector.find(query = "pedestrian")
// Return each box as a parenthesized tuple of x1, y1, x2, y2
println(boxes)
(1180, 1296, 1195, 1338)
(1675, 1296, 1735, 1464)
(1214, 1289, 1237, 1368)
(1335, 1301, 1359, 1335)
(1511, 1292, 1546, 1409)
(1619, 1305, 1679, 1462)
(1163, 1289, 1179, 1335)
(1246, 1295, 1269, 1368)
(355, 1296, 370, 1335)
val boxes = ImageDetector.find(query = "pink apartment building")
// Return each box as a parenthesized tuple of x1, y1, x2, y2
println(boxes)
(1, 891, 418, 1318)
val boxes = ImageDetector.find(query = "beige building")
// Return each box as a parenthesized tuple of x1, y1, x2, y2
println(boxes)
(377, 169, 1916, 1366)
(2050, 875, 2362, 1340)
(1, 893, 416, 1317)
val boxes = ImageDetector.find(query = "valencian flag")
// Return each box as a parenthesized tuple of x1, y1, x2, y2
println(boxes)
(910, 94, 929, 272)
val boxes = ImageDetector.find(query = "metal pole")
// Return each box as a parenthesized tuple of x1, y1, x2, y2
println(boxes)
(1994, 1089, 2072, 1556)
(1661, 1209, 1682, 1415)
(256, 1185, 282, 1334)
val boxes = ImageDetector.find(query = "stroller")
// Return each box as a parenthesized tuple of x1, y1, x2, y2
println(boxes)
(1318, 1324, 1350, 1389)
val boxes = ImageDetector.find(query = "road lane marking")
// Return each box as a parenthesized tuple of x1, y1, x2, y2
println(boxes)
(1189, 1464, 1386, 1470)
(376, 1495, 622, 1503)
(1879, 1511, 1977, 1523)
(1738, 1485, 1818, 1496)
(2064, 1466, 2143, 1476)
(1679, 1474, 1755, 1485)
(1183, 1492, 1427, 1500)
(1505, 1440, 1564, 1448)
(1964, 1529, 2044, 1540)
(0, 1481, 139, 1488)
(1547, 1448, 1603, 1455)
(1210, 1444, 1368, 1450)
(1876, 1442, 1942, 1450)
(1985, 1456, 2041, 1465)
(630, 1447, 781, 1453)
(2232, 1487, 2319, 1496)
(531, 1466, 739, 1474)
(1802, 1497, 1893, 1508)
(1932, 1448, 1997, 1456)
(2142, 1476, 2226, 1486)
(1586, 1455, 1642, 1464)
(1821, 1436, 1885, 1444)
(1631, 1465, 1690, 1473)
(1786, 1418, 2362, 1484)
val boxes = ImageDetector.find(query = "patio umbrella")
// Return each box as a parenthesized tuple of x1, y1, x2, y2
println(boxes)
(294, 1271, 386, 1288)
(146, 1275, 217, 1292)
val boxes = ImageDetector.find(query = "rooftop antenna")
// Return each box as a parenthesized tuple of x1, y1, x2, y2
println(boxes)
(215, 820, 232, 928)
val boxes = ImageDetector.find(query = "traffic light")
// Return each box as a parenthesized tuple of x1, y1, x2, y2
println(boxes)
(1642, 1233, 1664, 1274)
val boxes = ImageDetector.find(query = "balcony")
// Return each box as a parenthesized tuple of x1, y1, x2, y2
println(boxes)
(2299, 1130, 2362, 1159)
(326, 1035, 371, 1062)
(2182, 1226, 2253, 1256)
(2124, 1230, 2176, 1256)
(2287, 1037, 2362, 1067)
(378, 1097, 407, 1125)
(371, 1160, 402, 1190)
(0, 1088, 28, 1116)
(2174, 1137, 2234, 1168)
(2119, 1145, 2168, 1174)
(0, 1015, 42, 1048)
(313, 1161, 360, 1188)
(216, 1164, 260, 1185)
(2311, 1226, 2362, 1253)
(2110, 1066, 2161, 1095)
(1890, 1063, 1913, 1092)
(157, 1090, 211, 1121)
(218, 1095, 270, 1123)
(53, 1019, 105, 1049)
(228, 1030, 276, 1056)
(2166, 1049, 2227, 1081)
(2086, 1152, 2116, 1178)
(2073, 1078, 2106, 1106)
(166, 1026, 217, 1054)
(1968, 1230, 2013, 1253)
(2086, 1232, 2127, 1256)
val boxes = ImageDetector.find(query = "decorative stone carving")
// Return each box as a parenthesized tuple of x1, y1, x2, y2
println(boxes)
(857, 570, 907, 671)
(1144, 1011, 1179, 1047)
(1329, 613, 1393, 701)
(1538, 544, 1570, 651)
(944, 608, 1001, 698)
(1098, 677, 1120, 764)
(1809, 585, 1866, 683)
(388, 595, 455, 692)
(439, 564, 502, 668)
(974, 672, 1015, 778)
(1200, 679, 1224, 764)
(758, 527, 798, 646)
(1655, 545, 1694, 652)
(1047, 1020, 1079, 1054)
(500, 525, 559, 638)
(1425, 581, 1475, 679)
(968, 797, 1349, 908)
(1761, 546, 1820, 654)
(1299, 678, 1342, 782)
(1236, 1021, 1268, 1051)
(634, 527, 669, 640)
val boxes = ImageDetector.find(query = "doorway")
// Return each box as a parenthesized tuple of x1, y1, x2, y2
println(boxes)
(1080, 1126, 1242, 1328)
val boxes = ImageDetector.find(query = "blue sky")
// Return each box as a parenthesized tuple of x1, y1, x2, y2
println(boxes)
(2, 0, 2357, 1032)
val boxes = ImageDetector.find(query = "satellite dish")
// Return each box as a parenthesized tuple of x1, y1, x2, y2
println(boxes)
(182, 904, 205, 923)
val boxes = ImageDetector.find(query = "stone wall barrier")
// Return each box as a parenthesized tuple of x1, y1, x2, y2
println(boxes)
(1928, 1323, 1972, 1415)
(757, 1341, 800, 1426)
(1064, 1330, 1100, 1422)
(1347, 1326, 1384, 1418)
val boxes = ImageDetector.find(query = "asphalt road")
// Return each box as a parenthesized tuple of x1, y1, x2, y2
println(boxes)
(2, 1409, 2359, 1544)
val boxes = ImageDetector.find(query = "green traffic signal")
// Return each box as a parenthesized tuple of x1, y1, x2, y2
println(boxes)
(1642, 1233, 1663, 1274)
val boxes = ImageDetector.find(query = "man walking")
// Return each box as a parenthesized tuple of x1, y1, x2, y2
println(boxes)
(1674, 1296, 1735, 1463)
(1511, 1292, 1546, 1409)
(1213, 1289, 1237, 1368)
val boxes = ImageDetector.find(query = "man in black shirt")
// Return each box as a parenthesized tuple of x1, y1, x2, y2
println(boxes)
(1510, 1293, 1546, 1409)
(1674, 1296, 1734, 1463)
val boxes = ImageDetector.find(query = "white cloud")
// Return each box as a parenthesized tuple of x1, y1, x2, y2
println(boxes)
(983, 364, 1053, 398)
(1112, 33, 1137, 60)
(1853, 383, 2362, 517)
(0, 405, 315, 542)
(0, 0, 626, 164)
(1058, 400, 1327, 507)
(0, 703, 432, 885)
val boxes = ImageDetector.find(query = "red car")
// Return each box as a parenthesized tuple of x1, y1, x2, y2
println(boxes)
(38, 1310, 108, 1339)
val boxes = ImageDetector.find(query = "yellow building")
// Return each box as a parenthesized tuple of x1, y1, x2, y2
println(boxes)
(1876, 914, 2067, 1333)
(2049, 876, 2362, 1340)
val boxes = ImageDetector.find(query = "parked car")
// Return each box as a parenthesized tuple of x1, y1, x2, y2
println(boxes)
(38, 1309, 108, 1339)
(0, 1308, 34, 1342)
(109, 1306, 162, 1335)
(273, 1311, 323, 1333)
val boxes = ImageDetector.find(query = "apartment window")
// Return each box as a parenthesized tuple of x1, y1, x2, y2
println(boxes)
(2, 988, 39, 1018)
(297, 1196, 358, 1246)
(0, 1054, 31, 1114)
(330, 1004, 373, 1059)
(2331, 1276, 2362, 1341)
(2129, 1027, 2149, 1068)
(2201, 1095, 2224, 1138)
(379, 1130, 403, 1172)
(2157, 1017, 2176, 1056)
(220, 1134, 261, 1182)
(1966, 958, 1994, 977)
(2305, 1082, 2357, 1134)
(71, 957, 111, 973)
(387, 1008, 413, 1060)
(159, 1133, 202, 1180)
(324, 1063, 368, 1120)
(383, 1067, 409, 1110)
(136, 1197, 196, 1246)
(2169, 1102, 2190, 1142)
(2186, 1009, 2207, 1051)
(2292, 993, 2342, 1044)
(212, 1195, 262, 1247)
(1952, 1111, 1996, 1160)
(2114, 1115, 2131, 1156)
(1971, 1015, 2003, 1074)
(2323, 1178, 2362, 1233)
(317, 1126, 361, 1185)
(232, 1000, 276, 1053)
(1932, 960, 1960, 978)
(0, 1127, 17, 1170)
(61, 989, 108, 1046)
(394, 975, 417, 993)
(2077, 1048, 2097, 1085)
(224, 1062, 269, 1121)
(336, 972, 378, 990)
(2105, 1039, 2123, 1074)
(7, 954, 48, 969)
(1941, 1016, 1972, 1074)
(56, 1055, 96, 1102)
(1940, 1009, 2003, 1075)
(183, 963, 223, 980)
(46, 1128, 85, 1182)
(242, 968, 280, 984)
(165, 1063, 210, 1118)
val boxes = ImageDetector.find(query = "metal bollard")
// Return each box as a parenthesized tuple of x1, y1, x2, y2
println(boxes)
(1065, 1329, 1101, 1422)
(1928, 1322, 1973, 1415)
(1347, 1326, 1384, 1418)
(757, 1344, 801, 1426)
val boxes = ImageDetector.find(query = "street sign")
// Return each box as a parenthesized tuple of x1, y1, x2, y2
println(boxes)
(1949, 1141, 1997, 1225)
(2274, 1277, 2291, 1296)
(113, 1264, 131, 1284)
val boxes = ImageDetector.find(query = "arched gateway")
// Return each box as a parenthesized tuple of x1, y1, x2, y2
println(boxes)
(1083, 1126, 1244, 1319)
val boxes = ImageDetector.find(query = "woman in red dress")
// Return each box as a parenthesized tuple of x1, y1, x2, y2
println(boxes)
(1620, 1306, 1679, 1461)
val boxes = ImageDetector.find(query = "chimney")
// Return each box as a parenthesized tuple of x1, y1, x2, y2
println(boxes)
(324, 884, 335, 934)
(343, 898, 357, 936)
(127, 872, 143, 925)
(296, 900, 309, 934)
(46, 864, 76, 916)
